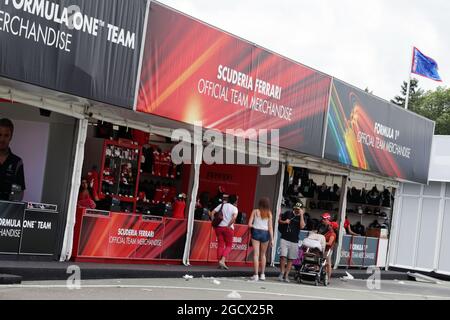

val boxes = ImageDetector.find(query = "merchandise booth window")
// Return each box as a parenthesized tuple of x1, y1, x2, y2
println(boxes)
(276, 165, 395, 269)
(341, 180, 395, 268)
(275, 166, 344, 265)
(196, 164, 259, 224)
(189, 155, 281, 266)
(283, 167, 343, 225)
(0, 101, 78, 259)
(72, 121, 192, 262)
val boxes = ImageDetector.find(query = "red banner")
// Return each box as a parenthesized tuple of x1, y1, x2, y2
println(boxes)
(199, 164, 258, 216)
(189, 221, 213, 261)
(190, 222, 250, 263)
(137, 2, 332, 156)
(133, 218, 165, 260)
(208, 225, 250, 263)
(161, 218, 188, 260)
(78, 214, 110, 258)
(77, 212, 186, 260)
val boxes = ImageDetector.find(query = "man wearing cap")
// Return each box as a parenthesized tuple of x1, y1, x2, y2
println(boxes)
(320, 212, 337, 281)
(277, 201, 306, 282)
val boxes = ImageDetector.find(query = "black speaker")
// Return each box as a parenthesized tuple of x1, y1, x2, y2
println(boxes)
(39, 108, 51, 117)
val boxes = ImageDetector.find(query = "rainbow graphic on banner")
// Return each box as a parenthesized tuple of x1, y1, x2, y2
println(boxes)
(326, 82, 403, 178)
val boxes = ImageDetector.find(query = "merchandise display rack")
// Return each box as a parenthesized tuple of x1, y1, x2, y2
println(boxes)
(98, 139, 142, 212)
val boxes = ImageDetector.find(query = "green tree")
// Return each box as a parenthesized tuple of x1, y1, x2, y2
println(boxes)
(391, 78, 424, 109)
(413, 87, 450, 135)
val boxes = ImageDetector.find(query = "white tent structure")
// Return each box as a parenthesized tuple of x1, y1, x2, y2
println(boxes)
(389, 135, 450, 276)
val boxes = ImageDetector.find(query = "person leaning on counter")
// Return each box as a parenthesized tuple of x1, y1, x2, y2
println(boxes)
(0, 118, 26, 202)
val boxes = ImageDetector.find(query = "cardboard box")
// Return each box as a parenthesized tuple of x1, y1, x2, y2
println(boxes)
(366, 228, 381, 238)
(366, 228, 389, 239)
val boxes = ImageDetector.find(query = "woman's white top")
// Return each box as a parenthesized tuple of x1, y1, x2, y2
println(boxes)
(252, 210, 270, 231)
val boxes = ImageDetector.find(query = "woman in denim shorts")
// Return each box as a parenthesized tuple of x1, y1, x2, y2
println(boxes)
(248, 197, 274, 281)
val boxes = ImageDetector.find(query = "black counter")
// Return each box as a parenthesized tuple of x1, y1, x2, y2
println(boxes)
(0, 201, 59, 256)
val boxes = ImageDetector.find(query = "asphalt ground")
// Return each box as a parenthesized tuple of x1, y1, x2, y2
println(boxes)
(1, 275, 449, 300)
(0, 260, 410, 282)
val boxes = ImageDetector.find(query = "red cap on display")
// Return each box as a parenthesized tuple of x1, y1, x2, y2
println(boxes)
(321, 212, 331, 220)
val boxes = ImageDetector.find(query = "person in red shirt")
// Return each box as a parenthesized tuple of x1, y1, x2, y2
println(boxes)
(344, 216, 359, 236)
(320, 212, 337, 282)
(77, 178, 96, 209)
(172, 193, 187, 219)
(87, 166, 100, 201)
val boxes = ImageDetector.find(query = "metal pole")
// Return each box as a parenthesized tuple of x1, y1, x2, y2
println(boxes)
(334, 175, 349, 270)
(405, 47, 414, 110)
(404, 76, 412, 110)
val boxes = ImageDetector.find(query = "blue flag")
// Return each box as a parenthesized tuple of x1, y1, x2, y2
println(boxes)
(411, 47, 442, 81)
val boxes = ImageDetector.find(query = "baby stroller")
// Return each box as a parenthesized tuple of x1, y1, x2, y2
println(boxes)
(293, 238, 330, 286)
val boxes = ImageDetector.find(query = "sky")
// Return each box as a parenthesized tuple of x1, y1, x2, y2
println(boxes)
(157, 0, 449, 102)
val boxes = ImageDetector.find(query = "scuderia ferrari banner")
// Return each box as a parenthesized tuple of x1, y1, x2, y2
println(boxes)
(324, 79, 435, 184)
(137, 2, 332, 156)
(0, 0, 147, 108)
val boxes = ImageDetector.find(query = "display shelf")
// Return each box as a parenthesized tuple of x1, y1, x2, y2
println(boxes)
(139, 171, 178, 180)
(346, 211, 390, 219)
(98, 140, 142, 212)
(147, 140, 176, 145)
(294, 196, 393, 211)
(347, 202, 392, 211)
(98, 193, 136, 203)
(113, 195, 137, 202)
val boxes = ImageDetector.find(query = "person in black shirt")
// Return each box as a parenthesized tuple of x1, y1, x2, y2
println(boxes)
(0, 118, 25, 201)
(277, 201, 305, 282)
(369, 219, 381, 229)
(329, 184, 341, 201)
(381, 187, 393, 208)
(300, 179, 316, 198)
(353, 221, 366, 236)
(366, 186, 381, 205)
(317, 183, 330, 201)
(210, 186, 225, 211)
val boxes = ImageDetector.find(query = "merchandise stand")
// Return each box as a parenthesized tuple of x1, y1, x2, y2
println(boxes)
(0, 86, 87, 260)
(98, 139, 142, 213)
(275, 162, 399, 269)
(0, 0, 435, 272)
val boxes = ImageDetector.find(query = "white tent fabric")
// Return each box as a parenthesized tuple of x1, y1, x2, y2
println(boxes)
(429, 135, 450, 182)
(60, 119, 88, 261)
(389, 182, 450, 276)
(183, 143, 203, 266)
(270, 163, 285, 266)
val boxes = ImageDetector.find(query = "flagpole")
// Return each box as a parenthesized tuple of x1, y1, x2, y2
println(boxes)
(405, 74, 411, 110)
(405, 47, 414, 110)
